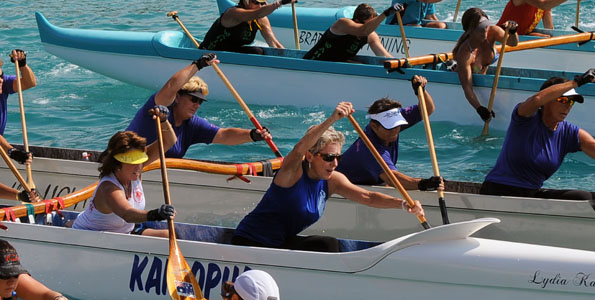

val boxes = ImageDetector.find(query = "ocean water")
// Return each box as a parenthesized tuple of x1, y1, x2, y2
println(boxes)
(0, 0, 594, 299)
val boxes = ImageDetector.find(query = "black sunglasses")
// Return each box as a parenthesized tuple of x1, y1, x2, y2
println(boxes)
(317, 153, 342, 162)
(251, 0, 265, 5)
(189, 96, 205, 104)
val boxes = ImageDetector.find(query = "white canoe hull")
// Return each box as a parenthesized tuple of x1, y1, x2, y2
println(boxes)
(4, 217, 595, 299)
(2, 150, 594, 252)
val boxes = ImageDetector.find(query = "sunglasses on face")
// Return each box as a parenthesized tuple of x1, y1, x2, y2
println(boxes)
(556, 96, 575, 107)
(316, 153, 343, 162)
(189, 96, 205, 105)
(251, 0, 265, 5)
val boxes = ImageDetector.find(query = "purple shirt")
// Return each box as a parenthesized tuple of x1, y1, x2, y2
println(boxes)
(126, 93, 220, 158)
(336, 105, 422, 185)
(484, 104, 581, 189)
(0, 75, 17, 134)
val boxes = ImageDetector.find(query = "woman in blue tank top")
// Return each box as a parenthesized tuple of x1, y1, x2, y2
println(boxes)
(232, 102, 425, 252)
(480, 70, 595, 201)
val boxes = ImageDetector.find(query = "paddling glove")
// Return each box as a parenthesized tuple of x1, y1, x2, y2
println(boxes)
(152, 105, 169, 122)
(500, 20, 518, 35)
(574, 68, 595, 87)
(10, 49, 26, 67)
(383, 3, 403, 17)
(476, 106, 495, 121)
(147, 204, 175, 221)
(411, 77, 424, 95)
(250, 127, 267, 142)
(418, 176, 441, 191)
(281, 0, 294, 5)
(18, 189, 35, 203)
(193, 53, 216, 70)
(8, 148, 30, 164)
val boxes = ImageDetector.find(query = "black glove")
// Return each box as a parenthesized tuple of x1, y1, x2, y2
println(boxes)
(574, 68, 595, 87)
(411, 76, 424, 95)
(418, 176, 441, 191)
(147, 204, 175, 221)
(250, 127, 267, 142)
(193, 53, 216, 70)
(281, 0, 294, 5)
(8, 148, 30, 164)
(150, 105, 169, 122)
(476, 106, 495, 121)
(500, 20, 518, 35)
(10, 49, 27, 67)
(383, 3, 403, 17)
(18, 189, 37, 203)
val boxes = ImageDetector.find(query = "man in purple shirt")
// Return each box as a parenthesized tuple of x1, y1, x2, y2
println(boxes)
(127, 53, 271, 158)
(337, 75, 443, 191)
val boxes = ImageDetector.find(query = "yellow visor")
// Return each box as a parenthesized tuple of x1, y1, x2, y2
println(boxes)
(113, 149, 148, 164)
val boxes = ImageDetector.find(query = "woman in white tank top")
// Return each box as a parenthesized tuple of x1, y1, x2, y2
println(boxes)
(73, 107, 177, 237)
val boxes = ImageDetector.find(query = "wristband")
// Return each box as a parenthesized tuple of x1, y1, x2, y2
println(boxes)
(401, 201, 408, 211)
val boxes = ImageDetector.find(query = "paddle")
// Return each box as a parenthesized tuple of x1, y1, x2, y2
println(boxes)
(453, 0, 462, 23)
(292, 2, 300, 49)
(384, 31, 595, 70)
(167, 11, 284, 158)
(0, 146, 32, 195)
(347, 115, 431, 230)
(415, 84, 449, 224)
(154, 111, 204, 300)
(576, 0, 581, 28)
(481, 27, 509, 136)
(396, 13, 410, 58)
(10, 54, 35, 189)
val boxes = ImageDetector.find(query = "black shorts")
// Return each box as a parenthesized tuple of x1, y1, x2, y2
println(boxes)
(131, 223, 147, 235)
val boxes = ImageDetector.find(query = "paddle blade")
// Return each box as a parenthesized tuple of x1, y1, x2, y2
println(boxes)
(166, 246, 203, 300)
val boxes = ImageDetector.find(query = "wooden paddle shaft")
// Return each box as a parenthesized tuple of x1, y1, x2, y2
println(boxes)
(384, 32, 595, 69)
(172, 15, 201, 49)
(453, 0, 462, 23)
(13, 59, 35, 188)
(347, 115, 430, 229)
(416, 86, 444, 199)
(211, 63, 283, 157)
(576, 0, 580, 28)
(292, 3, 300, 50)
(0, 146, 31, 194)
(396, 14, 410, 58)
(482, 28, 509, 136)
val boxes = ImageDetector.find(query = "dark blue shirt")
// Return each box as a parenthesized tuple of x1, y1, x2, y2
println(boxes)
(484, 104, 581, 189)
(126, 93, 220, 158)
(234, 163, 329, 247)
(336, 105, 422, 184)
(0, 74, 16, 135)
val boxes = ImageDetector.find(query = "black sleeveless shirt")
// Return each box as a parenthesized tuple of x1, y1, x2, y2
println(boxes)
(200, 8, 260, 51)
(303, 28, 367, 62)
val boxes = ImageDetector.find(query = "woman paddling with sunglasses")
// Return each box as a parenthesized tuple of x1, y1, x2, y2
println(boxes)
(127, 53, 271, 158)
(480, 69, 595, 201)
(231, 102, 424, 252)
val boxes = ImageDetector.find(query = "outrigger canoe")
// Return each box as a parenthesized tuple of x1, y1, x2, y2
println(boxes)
(35, 12, 595, 132)
(4, 211, 595, 299)
(1, 145, 594, 252)
(217, 0, 595, 72)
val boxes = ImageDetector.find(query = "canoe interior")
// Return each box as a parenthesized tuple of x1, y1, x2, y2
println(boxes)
(21, 210, 381, 253)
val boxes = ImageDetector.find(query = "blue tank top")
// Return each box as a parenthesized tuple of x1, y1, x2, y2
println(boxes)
(234, 163, 329, 247)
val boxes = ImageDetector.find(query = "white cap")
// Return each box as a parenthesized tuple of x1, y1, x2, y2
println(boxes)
(234, 270, 280, 300)
(366, 108, 408, 129)
(562, 88, 584, 103)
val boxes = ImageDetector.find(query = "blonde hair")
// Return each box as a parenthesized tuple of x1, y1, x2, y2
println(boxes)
(308, 126, 345, 154)
(180, 76, 209, 96)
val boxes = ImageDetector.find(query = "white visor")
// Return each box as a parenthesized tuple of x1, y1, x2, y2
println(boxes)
(366, 108, 408, 129)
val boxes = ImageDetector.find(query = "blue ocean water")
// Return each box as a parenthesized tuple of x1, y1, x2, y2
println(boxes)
(1, 0, 593, 192)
